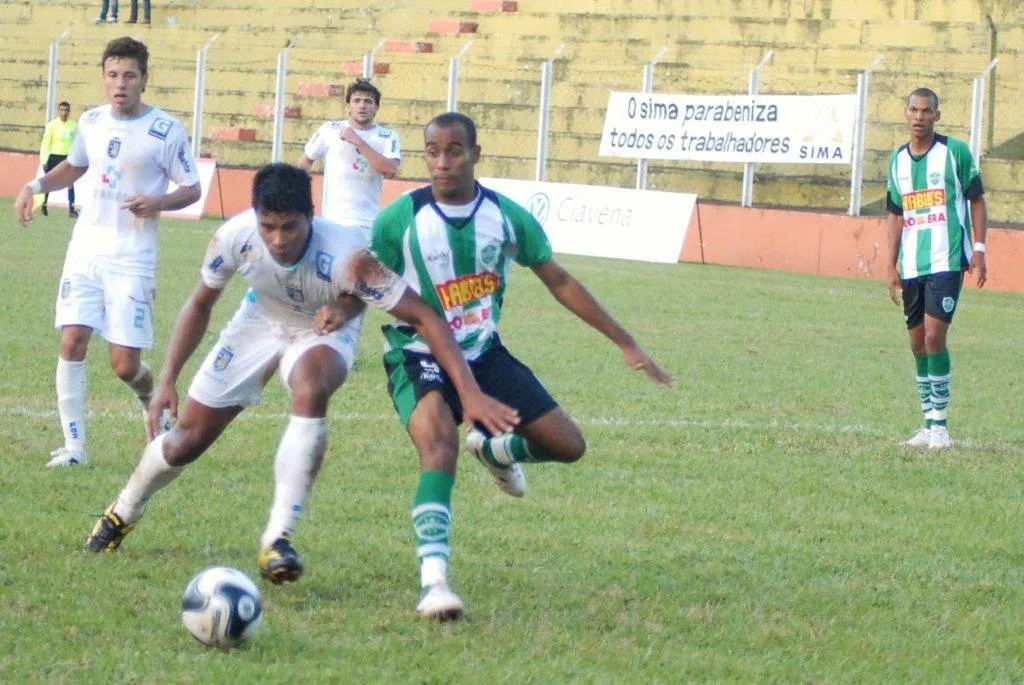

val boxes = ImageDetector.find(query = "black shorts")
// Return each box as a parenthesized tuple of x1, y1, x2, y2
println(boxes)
(901, 270, 964, 328)
(384, 337, 558, 429)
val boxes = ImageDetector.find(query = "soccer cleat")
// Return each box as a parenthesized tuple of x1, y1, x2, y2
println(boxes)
(904, 427, 931, 448)
(69, 208, 79, 218)
(107, 17, 119, 23)
(416, 582, 464, 621)
(466, 429, 526, 498)
(258, 536, 304, 584)
(928, 425, 954, 450)
(47, 446, 88, 468)
(40, 205, 48, 216)
(83, 506, 136, 552)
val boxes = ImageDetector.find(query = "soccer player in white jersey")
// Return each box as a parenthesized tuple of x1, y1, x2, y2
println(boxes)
(82, 163, 519, 585)
(13, 37, 201, 468)
(886, 87, 988, 451)
(297, 78, 401, 242)
(361, 113, 674, 620)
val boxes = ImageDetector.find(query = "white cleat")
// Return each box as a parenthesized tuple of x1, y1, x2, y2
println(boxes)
(416, 582, 464, 621)
(466, 429, 526, 498)
(928, 425, 954, 450)
(904, 427, 932, 448)
(47, 447, 88, 468)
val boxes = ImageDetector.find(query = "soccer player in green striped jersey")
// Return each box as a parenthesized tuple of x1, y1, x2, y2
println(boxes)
(885, 87, 988, 451)
(366, 112, 673, 620)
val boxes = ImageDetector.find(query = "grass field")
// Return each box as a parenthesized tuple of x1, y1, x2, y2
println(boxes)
(1, 199, 1023, 681)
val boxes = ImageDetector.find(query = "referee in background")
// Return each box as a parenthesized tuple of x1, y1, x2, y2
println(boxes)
(39, 101, 78, 217)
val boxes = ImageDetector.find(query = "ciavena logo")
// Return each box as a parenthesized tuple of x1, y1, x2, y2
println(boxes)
(526, 193, 550, 224)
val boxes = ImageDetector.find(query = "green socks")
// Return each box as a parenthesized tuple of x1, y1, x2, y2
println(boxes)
(927, 349, 951, 427)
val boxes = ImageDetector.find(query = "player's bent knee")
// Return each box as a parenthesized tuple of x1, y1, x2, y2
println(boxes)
(162, 426, 210, 467)
(561, 434, 587, 463)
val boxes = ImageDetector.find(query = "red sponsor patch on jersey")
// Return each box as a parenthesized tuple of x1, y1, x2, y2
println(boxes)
(435, 272, 499, 310)
(903, 188, 946, 212)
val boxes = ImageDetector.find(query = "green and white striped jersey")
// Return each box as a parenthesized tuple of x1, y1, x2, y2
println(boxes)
(371, 184, 553, 361)
(886, 133, 984, 279)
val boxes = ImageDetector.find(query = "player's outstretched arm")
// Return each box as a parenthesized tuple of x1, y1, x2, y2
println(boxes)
(389, 290, 520, 435)
(149, 282, 223, 435)
(531, 259, 675, 388)
(13, 161, 87, 226)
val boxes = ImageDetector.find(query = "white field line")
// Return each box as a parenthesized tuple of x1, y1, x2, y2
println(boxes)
(1, 402, 1019, 453)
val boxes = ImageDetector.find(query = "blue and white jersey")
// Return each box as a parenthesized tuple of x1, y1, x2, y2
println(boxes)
(66, 105, 198, 276)
(201, 210, 405, 330)
(303, 120, 401, 230)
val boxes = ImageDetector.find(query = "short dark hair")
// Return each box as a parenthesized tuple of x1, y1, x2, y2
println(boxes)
(907, 87, 939, 110)
(425, 112, 477, 148)
(58, 101, 70, 108)
(101, 37, 149, 75)
(346, 78, 381, 106)
(252, 163, 314, 216)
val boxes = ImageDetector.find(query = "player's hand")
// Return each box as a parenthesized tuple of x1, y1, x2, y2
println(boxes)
(622, 346, 675, 387)
(122, 195, 163, 218)
(887, 265, 903, 306)
(968, 252, 987, 289)
(13, 186, 35, 226)
(314, 304, 348, 335)
(148, 381, 178, 439)
(339, 126, 362, 148)
(460, 389, 520, 436)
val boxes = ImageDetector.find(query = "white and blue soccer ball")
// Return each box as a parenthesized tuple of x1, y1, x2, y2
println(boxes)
(181, 567, 263, 648)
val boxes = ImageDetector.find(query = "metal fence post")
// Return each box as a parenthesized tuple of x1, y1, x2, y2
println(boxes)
(636, 47, 667, 190)
(192, 33, 220, 160)
(363, 38, 386, 79)
(446, 40, 473, 112)
(535, 44, 564, 182)
(969, 58, 999, 162)
(847, 55, 883, 216)
(45, 29, 71, 124)
(740, 51, 773, 207)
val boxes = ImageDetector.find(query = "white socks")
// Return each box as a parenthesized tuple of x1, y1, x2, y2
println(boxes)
(125, 362, 153, 405)
(421, 556, 448, 588)
(260, 416, 328, 550)
(56, 358, 87, 453)
(112, 433, 183, 525)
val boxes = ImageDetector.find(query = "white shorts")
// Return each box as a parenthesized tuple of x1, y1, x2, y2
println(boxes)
(54, 260, 156, 349)
(187, 305, 359, 409)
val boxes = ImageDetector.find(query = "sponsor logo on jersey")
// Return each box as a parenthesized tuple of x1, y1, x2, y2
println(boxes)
(315, 250, 334, 282)
(903, 188, 946, 212)
(526, 193, 551, 224)
(213, 346, 234, 372)
(902, 212, 946, 229)
(60, 279, 71, 299)
(942, 296, 956, 313)
(102, 165, 122, 190)
(426, 250, 450, 268)
(285, 285, 305, 303)
(418, 359, 442, 383)
(85, 110, 102, 123)
(208, 255, 224, 272)
(107, 137, 122, 158)
(148, 117, 172, 141)
(351, 156, 369, 173)
(177, 144, 193, 173)
(435, 272, 499, 310)
(328, 121, 343, 129)
(448, 306, 491, 332)
(356, 279, 386, 300)
(240, 242, 255, 263)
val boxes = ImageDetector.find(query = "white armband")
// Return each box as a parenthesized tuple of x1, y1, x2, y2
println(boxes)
(973, 242, 986, 254)
(27, 179, 43, 194)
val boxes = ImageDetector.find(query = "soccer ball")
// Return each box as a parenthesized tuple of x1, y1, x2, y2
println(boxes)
(181, 567, 263, 648)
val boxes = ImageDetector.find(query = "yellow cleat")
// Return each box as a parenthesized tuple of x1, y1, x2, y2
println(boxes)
(258, 536, 304, 584)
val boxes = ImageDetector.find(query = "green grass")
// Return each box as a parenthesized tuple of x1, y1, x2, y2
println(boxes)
(1, 199, 1023, 681)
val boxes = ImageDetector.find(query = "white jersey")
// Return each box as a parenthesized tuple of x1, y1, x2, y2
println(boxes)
(66, 105, 199, 277)
(303, 120, 401, 230)
(200, 210, 405, 330)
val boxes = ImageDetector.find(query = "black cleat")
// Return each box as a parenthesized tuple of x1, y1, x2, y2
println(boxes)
(258, 536, 304, 584)
(83, 507, 136, 553)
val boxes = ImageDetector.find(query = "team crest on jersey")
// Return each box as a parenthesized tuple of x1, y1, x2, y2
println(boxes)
(107, 137, 122, 159)
(213, 346, 234, 372)
(480, 244, 499, 269)
(942, 296, 956, 313)
(285, 285, 305, 303)
(102, 165, 122, 190)
(315, 250, 334, 282)
(208, 255, 224, 272)
(60, 279, 71, 299)
(148, 118, 172, 140)
(929, 171, 943, 186)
